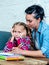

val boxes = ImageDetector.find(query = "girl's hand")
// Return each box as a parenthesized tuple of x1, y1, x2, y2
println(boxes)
(10, 36, 14, 42)
(10, 28, 15, 42)
(11, 28, 14, 36)
(12, 47, 23, 54)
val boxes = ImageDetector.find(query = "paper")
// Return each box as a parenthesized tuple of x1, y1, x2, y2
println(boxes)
(0, 52, 25, 60)
(0, 52, 14, 56)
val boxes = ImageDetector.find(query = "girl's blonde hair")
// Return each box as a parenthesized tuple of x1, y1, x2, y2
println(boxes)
(12, 22, 31, 37)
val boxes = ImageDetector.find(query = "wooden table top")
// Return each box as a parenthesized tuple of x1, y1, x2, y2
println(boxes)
(34, 57, 49, 65)
(0, 57, 49, 65)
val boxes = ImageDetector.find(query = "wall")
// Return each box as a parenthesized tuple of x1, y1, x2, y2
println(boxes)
(0, 0, 49, 31)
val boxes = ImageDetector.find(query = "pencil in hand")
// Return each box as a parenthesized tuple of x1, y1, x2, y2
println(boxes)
(12, 43, 24, 51)
(18, 43, 24, 48)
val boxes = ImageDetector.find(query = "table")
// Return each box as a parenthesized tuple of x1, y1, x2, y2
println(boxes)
(34, 57, 49, 65)
(0, 57, 49, 65)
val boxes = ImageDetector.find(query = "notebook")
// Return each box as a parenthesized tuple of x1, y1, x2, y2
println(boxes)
(0, 52, 25, 61)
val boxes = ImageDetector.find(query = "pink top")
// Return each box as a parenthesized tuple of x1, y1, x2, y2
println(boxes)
(4, 36, 31, 52)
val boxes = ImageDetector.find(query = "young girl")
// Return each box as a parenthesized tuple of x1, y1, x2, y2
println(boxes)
(4, 22, 31, 52)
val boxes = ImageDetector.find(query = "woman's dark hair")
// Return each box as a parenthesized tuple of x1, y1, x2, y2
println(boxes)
(25, 5, 45, 21)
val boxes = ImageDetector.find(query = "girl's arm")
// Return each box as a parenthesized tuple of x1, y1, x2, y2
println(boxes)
(4, 40, 13, 52)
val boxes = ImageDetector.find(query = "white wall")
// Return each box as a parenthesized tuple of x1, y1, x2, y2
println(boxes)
(0, 0, 49, 31)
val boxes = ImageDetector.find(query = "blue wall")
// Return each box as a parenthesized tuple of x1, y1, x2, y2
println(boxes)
(0, 0, 49, 31)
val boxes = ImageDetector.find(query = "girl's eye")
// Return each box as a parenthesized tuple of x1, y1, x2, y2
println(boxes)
(13, 31, 17, 33)
(12, 30, 14, 32)
(13, 31, 21, 33)
(18, 31, 21, 33)
(15, 31, 17, 33)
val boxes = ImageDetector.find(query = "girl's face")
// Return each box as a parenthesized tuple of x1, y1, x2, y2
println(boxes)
(13, 25, 27, 40)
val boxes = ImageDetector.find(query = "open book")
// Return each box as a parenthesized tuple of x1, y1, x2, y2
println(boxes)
(0, 52, 25, 60)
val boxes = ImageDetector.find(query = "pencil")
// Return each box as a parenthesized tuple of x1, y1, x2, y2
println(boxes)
(18, 43, 24, 48)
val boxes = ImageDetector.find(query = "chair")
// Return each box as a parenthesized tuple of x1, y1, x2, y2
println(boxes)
(0, 31, 11, 50)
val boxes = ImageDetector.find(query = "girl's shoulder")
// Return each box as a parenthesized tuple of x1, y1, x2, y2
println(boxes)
(17, 36, 30, 41)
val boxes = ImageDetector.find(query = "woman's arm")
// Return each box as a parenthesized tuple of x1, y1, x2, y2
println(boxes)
(12, 47, 45, 57)
(22, 50, 45, 57)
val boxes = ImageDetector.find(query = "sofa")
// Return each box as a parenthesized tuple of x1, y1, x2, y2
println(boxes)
(0, 31, 11, 50)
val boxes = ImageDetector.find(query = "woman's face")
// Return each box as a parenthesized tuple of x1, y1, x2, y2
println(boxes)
(13, 25, 27, 40)
(26, 14, 40, 30)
